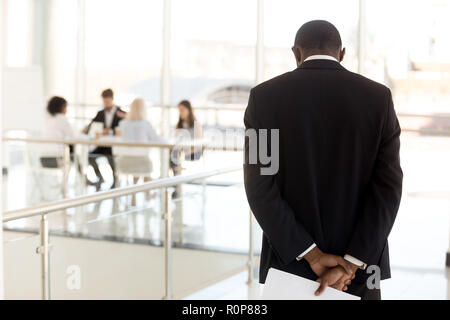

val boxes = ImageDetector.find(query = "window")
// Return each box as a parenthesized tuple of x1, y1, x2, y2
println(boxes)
(263, 0, 359, 80)
(4, 0, 33, 67)
(84, 0, 163, 105)
(171, 0, 256, 106)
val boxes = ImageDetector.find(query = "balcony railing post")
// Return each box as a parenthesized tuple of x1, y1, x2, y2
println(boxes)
(63, 143, 71, 198)
(247, 209, 254, 284)
(37, 214, 50, 300)
(163, 188, 173, 300)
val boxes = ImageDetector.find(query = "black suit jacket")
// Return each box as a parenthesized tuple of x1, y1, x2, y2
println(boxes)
(244, 59, 403, 284)
(89, 106, 125, 132)
(88, 106, 126, 155)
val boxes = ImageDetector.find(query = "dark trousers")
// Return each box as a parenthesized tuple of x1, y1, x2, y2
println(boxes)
(88, 147, 117, 186)
(346, 281, 381, 300)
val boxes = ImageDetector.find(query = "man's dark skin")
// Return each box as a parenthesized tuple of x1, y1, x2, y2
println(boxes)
(291, 44, 360, 296)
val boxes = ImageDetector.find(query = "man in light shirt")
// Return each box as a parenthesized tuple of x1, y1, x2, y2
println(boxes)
(84, 89, 126, 189)
(244, 20, 402, 300)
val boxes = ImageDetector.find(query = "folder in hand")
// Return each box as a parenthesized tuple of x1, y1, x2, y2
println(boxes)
(262, 268, 360, 300)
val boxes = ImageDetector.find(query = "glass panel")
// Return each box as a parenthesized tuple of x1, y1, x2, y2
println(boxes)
(389, 133, 450, 270)
(170, 0, 256, 130)
(2, 138, 173, 208)
(47, 200, 166, 299)
(84, 0, 163, 105)
(3, 168, 259, 299)
(171, 172, 260, 298)
(47, 0, 79, 103)
(365, 1, 450, 124)
(5, 0, 33, 67)
(383, 133, 450, 299)
(264, 0, 360, 80)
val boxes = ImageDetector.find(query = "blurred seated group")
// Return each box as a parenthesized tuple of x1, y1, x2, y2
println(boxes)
(41, 88, 203, 198)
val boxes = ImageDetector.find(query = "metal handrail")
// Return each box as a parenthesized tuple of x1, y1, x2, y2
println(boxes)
(2, 166, 253, 300)
(2, 166, 241, 222)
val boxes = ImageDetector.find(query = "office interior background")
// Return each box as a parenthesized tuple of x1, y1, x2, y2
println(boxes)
(0, 0, 450, 300)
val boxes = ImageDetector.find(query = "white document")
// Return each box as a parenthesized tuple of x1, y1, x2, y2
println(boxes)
(262, 268, 360, 300)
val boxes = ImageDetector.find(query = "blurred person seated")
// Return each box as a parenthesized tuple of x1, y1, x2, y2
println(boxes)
(40, 96, 77, 169)
(170, 100, 203, 198)
(83, 88, 126, 190)
(170, 100, 203, 176)
(116, 98, 166, 205)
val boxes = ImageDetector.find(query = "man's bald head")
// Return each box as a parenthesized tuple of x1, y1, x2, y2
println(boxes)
(292, 20, 345, 66)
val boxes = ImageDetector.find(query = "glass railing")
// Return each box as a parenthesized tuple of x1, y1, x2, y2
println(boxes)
(2, 167, 260, 300)
(2, 134, 244, 209)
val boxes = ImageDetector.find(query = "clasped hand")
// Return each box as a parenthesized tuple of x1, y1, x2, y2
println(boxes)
(304, 247, 358, 296)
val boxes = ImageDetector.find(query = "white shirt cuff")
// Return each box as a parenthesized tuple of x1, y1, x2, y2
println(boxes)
(296, 243, 317, 261)
(344, 254, 367, 270)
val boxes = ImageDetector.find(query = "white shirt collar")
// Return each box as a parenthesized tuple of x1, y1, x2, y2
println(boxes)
(304, 55, 339, 63)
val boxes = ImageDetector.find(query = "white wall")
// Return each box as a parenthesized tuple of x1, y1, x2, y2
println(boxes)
(2, 67, 45, 134)
(1, 67, 45, 172)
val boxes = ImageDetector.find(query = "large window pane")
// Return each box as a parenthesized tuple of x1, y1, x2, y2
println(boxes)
(365, 0, 450, 117)
(47, 0, 78, 103)
(84, 0, 163, 105)
(264, 0, 360, 80)
(171, 0, 256, 106)
(5, 0, 33, 67)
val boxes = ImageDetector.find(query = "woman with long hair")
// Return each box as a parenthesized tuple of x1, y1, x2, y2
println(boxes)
(176, 100, 198, 133)
(117, 98, 166, 205)
(170, 100, 203, 197)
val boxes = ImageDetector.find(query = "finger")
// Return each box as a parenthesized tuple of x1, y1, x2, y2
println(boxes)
(320, 255, 340, 268)
(345, 279, 352, 285)
(343, 286, 348, 291)
(331, 282, 345, 291)
(336, 280, 346, 291)
(315, 280, 328, 296)
(337, 257, 354, 275)
(330, 282, 340, 289)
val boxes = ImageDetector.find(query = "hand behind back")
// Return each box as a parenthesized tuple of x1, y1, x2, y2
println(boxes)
(303, 246, 358, 296)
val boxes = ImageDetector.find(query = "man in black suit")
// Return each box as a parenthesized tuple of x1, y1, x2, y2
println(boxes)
(244, 20, 402, 300)
(85, 89, 126, 189)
